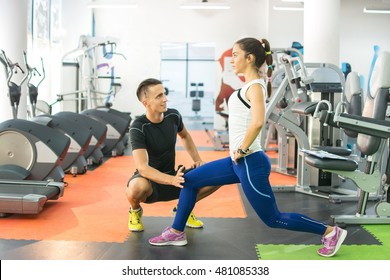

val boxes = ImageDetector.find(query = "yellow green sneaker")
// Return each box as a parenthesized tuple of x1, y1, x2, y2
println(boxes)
(128, 208, 144, 232)
(172, 207, 204, 228)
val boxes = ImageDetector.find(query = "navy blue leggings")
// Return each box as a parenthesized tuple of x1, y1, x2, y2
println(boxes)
(172, 151, 328, 235)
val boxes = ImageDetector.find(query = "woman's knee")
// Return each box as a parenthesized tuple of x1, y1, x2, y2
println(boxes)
(258, 212, 282, 229)
(262, 219, 280, 228)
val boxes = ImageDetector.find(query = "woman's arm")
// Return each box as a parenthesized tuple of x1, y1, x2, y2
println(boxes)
(233, 83, 266, 163)
(241, 83, 266, 150)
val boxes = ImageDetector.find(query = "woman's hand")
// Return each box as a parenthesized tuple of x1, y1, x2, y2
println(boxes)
(233, 149, 251, 164)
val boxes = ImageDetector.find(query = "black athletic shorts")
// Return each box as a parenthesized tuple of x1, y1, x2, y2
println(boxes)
(127, 166, 194, 203)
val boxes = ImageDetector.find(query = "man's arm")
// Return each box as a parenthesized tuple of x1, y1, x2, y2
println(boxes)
(132, 148, 185, 187)
(177, 127, 204, 167)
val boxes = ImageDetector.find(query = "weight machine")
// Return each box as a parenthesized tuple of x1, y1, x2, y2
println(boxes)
(304, 51, 390, 224)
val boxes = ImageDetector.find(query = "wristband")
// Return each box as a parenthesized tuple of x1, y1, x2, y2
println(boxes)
(237, 148, 250, 155)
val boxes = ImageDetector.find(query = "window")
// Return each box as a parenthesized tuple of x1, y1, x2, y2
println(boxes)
(161, 42, 216, 119)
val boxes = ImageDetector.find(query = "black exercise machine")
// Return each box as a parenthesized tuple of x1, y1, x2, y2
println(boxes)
(55, 111, 107, 166)
(32, 114, 92, 176)
(81, 107, 131, 156)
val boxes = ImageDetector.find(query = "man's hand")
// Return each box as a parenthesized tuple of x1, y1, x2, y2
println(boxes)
(191, 160, 206, 168)
(171, 165, 185, 188)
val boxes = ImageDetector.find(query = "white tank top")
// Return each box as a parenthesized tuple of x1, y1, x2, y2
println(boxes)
(228, 79, 266, 159)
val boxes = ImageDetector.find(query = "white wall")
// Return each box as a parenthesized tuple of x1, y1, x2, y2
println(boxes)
(267, 0, 303, 48)
(61, 0, 92, 54)
(1, 0, 390, 122)
(93, 0, 267, 117)
(59, 0, 92, 112)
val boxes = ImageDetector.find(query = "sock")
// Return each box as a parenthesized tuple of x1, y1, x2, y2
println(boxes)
(326, 227, 336, 238)
(169, 227, 182, 235)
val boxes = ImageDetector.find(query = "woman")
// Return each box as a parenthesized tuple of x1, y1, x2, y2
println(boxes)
(149, 37, 347, 257)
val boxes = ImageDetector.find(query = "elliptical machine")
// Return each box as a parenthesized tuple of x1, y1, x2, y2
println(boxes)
(23, 51, 45, 118)
(1, 50, 28, 119)
(23, 51, 92, 176)
(0, 50, 68, 216)
(55, 111, 107, 166)
(81, 107, 131, 157)
(0, 49, 70, 182)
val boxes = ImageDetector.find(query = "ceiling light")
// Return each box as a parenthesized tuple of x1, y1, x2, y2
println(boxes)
(180, 0, 231, 10)
(87, 0, 137, 9)
(363, 7, 390, 14)
(273, 5, 304, 11)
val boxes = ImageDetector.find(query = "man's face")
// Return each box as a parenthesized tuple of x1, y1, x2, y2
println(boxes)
(143, 84, 168, 113)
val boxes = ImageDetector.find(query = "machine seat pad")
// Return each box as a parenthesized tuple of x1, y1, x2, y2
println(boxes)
(313, 146, 352, 156)
(305, 155, 358, 171)
(291, 102, 327, 116)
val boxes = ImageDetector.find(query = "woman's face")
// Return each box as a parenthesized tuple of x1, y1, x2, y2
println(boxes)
(230, 43, 248, 75)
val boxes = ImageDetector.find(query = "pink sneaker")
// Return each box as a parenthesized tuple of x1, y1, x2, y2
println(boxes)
(149, 227, 188, 246)
(318, 226, 347, 257)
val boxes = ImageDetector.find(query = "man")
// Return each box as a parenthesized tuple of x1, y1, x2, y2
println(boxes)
(126, 78, 219, 231)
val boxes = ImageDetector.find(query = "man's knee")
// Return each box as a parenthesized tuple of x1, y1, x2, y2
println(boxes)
(126, 178, 152, 200)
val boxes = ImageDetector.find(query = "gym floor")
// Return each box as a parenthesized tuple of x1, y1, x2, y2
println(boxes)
(0, 119, 389, 261)
(0, 189, 386, 260)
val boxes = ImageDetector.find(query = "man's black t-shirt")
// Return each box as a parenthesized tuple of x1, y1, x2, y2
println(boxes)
(130, 108, 184, 175)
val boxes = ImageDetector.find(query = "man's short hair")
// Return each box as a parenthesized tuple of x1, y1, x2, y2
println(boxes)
(136, 78, 162, 101)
